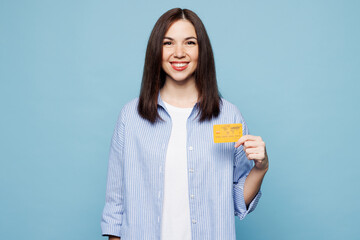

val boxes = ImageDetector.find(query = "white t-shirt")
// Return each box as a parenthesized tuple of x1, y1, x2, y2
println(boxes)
(161, 101, 193, 240)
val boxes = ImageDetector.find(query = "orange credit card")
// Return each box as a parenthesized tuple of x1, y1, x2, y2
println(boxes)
(213, 123, 243, 143)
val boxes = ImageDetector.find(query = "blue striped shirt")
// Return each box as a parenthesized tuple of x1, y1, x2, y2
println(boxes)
(101, 93, 262, 239)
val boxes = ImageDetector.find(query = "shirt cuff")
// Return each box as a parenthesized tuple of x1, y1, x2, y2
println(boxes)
(233, 174, 262, 220)
(101, 222, 122, 237)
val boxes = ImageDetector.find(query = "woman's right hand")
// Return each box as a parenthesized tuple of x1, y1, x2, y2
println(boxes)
(109, 236, 120, 240)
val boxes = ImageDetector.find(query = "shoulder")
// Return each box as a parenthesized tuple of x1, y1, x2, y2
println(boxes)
(117, 97, 140, 122)
(219, 97, 243, 118)
(121, 97, 139, 113)
(219, 97, 249, 133)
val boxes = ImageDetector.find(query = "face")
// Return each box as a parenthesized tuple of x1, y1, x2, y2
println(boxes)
(162, 19, 199, 84)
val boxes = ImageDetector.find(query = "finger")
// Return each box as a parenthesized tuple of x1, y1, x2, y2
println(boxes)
(234, 135, 258, 148)
(234, 135, 249, 148)
(235, 135, 263, 148)
(244, 138, 265, 149)
(243, 141, 260, 148)
(247, 152, 266, 161)
(245, 147, 264, 154)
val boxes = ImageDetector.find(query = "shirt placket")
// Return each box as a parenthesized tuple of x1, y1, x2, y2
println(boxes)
(156, 106, 172, 237)
(186, 108, 199, 237)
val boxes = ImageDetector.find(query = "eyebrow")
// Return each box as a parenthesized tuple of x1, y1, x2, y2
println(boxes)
(163, 36, 197, 41)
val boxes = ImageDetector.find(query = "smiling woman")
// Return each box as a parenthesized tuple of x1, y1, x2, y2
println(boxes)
(101, 8, 269, 240)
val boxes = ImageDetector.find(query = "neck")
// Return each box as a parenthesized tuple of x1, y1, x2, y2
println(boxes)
(160, 76, 199, 108)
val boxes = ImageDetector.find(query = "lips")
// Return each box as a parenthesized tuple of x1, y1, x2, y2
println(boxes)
(170, 61, 189, 71)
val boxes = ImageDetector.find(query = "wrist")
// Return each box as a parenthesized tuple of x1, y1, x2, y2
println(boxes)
(254, 161, 269, 173)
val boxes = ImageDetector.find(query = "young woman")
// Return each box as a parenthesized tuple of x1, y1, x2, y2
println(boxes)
(101, 8, 269, 240)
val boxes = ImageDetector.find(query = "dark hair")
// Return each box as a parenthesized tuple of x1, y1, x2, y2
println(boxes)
(138, 8, 221, 123)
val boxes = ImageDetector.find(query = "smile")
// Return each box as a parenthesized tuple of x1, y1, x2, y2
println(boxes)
(170, 62, 189, 71)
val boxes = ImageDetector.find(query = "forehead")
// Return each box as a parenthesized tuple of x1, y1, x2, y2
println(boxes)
(165, 19, 197, 38)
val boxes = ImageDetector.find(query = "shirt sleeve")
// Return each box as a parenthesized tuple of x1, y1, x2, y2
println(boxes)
(101, 108, 126, 237)
(233, 110, 262, 220)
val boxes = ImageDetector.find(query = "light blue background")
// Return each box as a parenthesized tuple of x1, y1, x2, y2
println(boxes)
(1, 0, 359, 239)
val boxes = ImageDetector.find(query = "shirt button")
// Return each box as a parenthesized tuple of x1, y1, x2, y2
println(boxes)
(192, 219, 197, 224)
(188, 146, 193, 151)
(189, 168, 194, 173)
(190, 194, 195, 199)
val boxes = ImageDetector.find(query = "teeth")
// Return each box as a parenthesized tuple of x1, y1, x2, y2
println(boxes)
(172, 63, 188, 67)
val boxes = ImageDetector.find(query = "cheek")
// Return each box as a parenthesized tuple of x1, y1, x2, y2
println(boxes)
(162, 55, 168, 68)
(191, 49, 199, 62)
(162, 49, 171, 61)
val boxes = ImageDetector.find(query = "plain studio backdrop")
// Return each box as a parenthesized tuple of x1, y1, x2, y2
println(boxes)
(1, 0, 359, 239)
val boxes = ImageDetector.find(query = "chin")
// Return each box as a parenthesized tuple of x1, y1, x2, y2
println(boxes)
(168, 74, 195, 83)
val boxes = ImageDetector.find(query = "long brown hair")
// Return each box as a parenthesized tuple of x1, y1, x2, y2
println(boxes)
(138, 8, 221, 123)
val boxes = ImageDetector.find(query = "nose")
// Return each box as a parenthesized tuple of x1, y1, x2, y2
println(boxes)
(174, 44, 185, 58)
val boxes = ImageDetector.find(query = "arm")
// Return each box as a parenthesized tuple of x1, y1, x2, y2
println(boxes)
(232, 109, 267, 219)
(235, 135, 269, 207)
(101, 110, 126, 237)
(243, 158, 268, 206)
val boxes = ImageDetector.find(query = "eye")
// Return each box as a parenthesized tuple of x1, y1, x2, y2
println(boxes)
(163, 41, 172, 46)
(186, 41, 197, 45)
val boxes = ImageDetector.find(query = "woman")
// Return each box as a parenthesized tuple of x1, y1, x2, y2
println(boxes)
(101, 8, 268, 240)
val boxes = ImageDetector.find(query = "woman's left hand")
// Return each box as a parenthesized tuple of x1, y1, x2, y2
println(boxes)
(234, 135, 269, 171)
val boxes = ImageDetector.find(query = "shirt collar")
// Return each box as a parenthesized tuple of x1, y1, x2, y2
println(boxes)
(157, 91, 166, 109)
